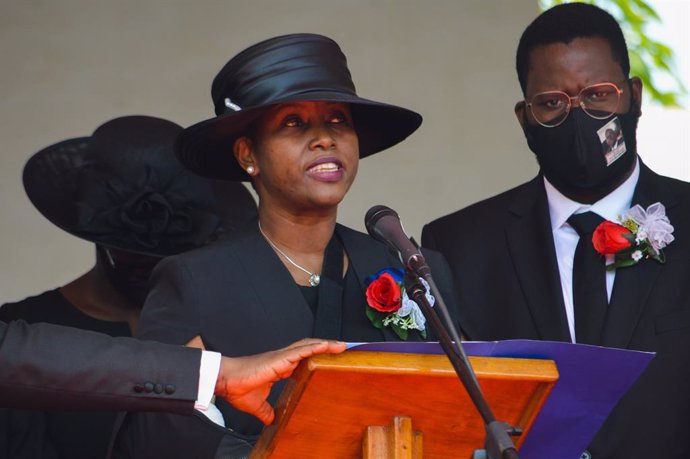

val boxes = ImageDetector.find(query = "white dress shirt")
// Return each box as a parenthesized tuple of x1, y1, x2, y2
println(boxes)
(544, 159, 640, 342)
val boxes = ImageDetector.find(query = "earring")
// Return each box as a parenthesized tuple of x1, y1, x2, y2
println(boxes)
(246, 166, 255, 175)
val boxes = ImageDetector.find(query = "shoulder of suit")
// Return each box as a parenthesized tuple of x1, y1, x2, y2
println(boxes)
(335, 223, 370, 242)
(656, 171, 690, 196)
(156, 222, 259, 269)
(335, 224, 399, 261)
(639, 164, 690, 211)
(1, 289, 59, 309)
(0, 289, 64, 322)
(336, 223, 386, 249)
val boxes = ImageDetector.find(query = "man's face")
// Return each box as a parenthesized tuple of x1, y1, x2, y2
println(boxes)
(516, 36, 642, 127)
(513, 36, 643, 203)
(606, 129, 617, 145)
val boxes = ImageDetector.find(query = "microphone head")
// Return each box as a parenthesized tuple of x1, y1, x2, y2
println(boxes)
(364, 205, 430, 276)
(364, 205, 399, 238)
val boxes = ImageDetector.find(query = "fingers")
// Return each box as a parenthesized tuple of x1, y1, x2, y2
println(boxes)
(270, 340, 347, 379)
(319, 340, 347, 353)
(277, 340, 347, 366)
(254, 401, 275, 425)
(282, 338, 347, 355)
(215, 339, 346, 425)
(282, 337, 329, 350)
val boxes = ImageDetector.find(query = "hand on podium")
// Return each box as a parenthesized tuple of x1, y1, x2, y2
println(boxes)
(213, 338, 346, 424)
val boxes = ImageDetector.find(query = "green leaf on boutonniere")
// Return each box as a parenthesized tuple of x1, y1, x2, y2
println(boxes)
(650, 251, 665, 263)
(607, 258, 638, 271)
(365, 307, 385, 329)
(391, 323, 408, 341)
(420, 329, 427, 339)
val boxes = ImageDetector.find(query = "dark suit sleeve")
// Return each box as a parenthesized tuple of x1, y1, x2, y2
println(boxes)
(0, 320, 200, 414)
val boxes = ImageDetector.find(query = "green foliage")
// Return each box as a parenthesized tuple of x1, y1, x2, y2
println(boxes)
(539, 0, 687, 107)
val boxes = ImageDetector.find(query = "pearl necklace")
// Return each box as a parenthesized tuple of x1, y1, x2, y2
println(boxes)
(258, 222, 321, 287)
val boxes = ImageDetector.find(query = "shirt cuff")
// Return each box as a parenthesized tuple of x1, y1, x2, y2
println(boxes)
(194, 350, 221, 410)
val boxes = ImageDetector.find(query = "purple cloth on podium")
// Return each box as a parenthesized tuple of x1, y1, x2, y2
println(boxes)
(349, 340, 653, 459)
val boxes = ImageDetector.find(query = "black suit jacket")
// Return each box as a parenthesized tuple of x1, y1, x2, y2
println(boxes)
(422, 163, 690, 459)
(111, 222, 458, 459)
(0, 320, 200, 414)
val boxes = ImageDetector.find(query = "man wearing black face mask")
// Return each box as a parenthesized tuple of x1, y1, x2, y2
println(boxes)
(0, 116, 258, 459)
(422, 3, 690, 459)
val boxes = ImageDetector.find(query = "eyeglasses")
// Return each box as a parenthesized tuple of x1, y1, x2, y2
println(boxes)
(525, 81, 626, 128)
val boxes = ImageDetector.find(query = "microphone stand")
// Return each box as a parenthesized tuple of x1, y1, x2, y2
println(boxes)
(403, 270, 520, 459)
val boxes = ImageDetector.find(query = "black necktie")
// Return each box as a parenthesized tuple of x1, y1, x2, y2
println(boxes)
(568, 211, 607, 345)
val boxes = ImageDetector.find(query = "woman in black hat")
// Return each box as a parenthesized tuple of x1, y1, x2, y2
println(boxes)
(0, 116, 257, 459)
(111, 34, 459, 458)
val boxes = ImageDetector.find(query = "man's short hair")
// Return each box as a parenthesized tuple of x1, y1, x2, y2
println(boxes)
(516, 3, 630, 95)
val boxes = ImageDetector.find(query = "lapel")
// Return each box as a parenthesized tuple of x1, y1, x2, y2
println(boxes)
(601, 163, 679, 348)
(505, 177, 572, 341)
(235, 222, 314, 343)
(336, 225, 399, 341)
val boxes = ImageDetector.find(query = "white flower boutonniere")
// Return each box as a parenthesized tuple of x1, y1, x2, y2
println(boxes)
(592, 202, 674, 270)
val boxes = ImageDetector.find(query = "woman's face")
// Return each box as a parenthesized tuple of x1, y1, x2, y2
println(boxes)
(235, 101, 359, 213)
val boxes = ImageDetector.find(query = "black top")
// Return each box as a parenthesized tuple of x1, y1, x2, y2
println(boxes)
(0, 289, 131, 459)
(297, 285, 319, 315)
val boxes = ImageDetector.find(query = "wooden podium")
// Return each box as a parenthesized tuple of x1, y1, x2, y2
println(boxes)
(251, 351, 558, 458)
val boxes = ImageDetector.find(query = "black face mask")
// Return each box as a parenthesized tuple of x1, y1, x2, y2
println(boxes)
(523, 102, 639, 201)
(96, 245, 160, 309)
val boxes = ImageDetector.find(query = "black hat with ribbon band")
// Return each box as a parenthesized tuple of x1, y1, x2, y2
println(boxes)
(176, 33, 423, 181)
(23, 115, 257, 257)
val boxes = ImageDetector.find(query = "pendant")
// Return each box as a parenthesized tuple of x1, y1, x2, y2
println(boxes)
(309, 273, 321, 287)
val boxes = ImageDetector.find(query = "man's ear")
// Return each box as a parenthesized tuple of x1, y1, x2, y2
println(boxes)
(514, 100, 527, 130)
(629, 76, 643, 117)
(233, 137, 257, 175)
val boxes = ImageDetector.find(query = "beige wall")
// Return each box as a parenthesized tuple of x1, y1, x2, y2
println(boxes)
(0, 0, 538, 303)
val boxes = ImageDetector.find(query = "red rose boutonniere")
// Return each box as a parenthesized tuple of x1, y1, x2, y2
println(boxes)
(364, 267, 433, 340)
(366, 271, 403, 313)
(592, 202, 674, 270)
(592, 221, 633, 255)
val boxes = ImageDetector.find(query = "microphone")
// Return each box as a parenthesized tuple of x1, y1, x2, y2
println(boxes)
(365, 204, 461, 350)
(364, 205, 429, 276)
(365, 204, 520, 458)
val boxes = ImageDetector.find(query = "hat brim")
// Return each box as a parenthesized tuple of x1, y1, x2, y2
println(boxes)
(23, 137, 92, 240)
(176, 92, 422, 181)
(23, 138, 257, 256)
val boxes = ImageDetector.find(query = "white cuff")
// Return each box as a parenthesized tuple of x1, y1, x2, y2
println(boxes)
(194, 350, 221, 410)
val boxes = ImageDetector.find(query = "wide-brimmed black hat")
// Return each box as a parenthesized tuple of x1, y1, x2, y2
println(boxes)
(23, 115, 257, 257)
(176, 33, 423, 181)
